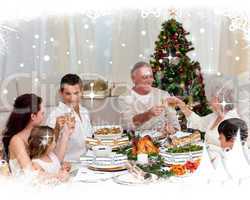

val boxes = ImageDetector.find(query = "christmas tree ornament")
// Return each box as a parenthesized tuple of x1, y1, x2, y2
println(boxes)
(170, 57, 180, 65)
(180, 82, 185, 89)
(168, 77, 174, 82)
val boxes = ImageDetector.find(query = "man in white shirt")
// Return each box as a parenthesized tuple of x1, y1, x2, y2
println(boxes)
(119, 61, 180, 133)
(46, 74, 92, 161)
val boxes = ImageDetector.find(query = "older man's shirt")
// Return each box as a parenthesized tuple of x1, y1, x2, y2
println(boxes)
(118, 87, 180, 131)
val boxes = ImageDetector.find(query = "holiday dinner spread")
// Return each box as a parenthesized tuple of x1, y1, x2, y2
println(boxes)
(0, 6, 249, 190)
(74, 126, 203, 185)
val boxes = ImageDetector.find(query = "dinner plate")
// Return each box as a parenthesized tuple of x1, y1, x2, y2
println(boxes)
(113, 173, 158, 185)
(88, 165, 127, 172)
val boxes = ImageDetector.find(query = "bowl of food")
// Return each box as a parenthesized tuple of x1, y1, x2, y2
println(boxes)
(93, 125, 123, 140)
(160, 144, 203, 165)
(92, 145, 112, 157)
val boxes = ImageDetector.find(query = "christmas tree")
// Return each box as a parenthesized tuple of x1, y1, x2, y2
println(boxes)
(149, 17, 212, 130)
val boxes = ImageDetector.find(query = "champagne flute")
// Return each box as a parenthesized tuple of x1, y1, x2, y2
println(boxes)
(167, 92, 177, 108)
(65, 104, 76, 130)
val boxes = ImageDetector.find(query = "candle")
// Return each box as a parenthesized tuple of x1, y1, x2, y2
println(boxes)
(137, 153, 149, 165)
(0, 160, 10, 176)
(90, 82, 95, 107)
(90, 82, 94, 91)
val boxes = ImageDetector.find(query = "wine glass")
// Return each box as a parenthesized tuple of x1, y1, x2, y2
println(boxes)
(167, 92, 178, 108)
(64, 105, 76, 130)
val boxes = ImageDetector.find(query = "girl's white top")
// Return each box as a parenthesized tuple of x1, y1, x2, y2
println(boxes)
(32, 152, 61, 174)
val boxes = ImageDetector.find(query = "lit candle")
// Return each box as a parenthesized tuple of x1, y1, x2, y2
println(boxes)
(90, 82, 95, 107)
(90, 82, 94, 91)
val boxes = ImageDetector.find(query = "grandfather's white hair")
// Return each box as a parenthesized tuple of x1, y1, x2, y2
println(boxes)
(131, 61, 151, 76)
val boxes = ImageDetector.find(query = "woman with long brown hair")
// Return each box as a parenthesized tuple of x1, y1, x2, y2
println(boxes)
(2, 93, 73, 176)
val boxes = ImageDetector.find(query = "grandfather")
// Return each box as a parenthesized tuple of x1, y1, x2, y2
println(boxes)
(119, 61, 180, 134)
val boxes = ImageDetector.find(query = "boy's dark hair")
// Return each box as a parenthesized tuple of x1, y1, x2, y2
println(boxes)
(218, 118, 248, 142)
(60, 74, 83, 91)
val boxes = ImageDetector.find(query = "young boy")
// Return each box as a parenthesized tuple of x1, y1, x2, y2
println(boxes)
(46, 74, 92, 161)
(218, 118, 248, 150)
(208, 118, 248, 168)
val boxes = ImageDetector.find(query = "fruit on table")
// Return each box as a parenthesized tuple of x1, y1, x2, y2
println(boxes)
(170, 164, 186, 176)
(184, 160, 200, 173)
(170, 160, 200, 176)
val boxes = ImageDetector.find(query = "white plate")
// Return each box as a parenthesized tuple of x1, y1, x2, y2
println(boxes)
(113, 173, 158, 185)
(88, 163, 128, 172)
(94, 133, 123, 140)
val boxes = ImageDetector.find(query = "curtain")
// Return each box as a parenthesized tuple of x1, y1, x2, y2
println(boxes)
(0, 8, 249, 84)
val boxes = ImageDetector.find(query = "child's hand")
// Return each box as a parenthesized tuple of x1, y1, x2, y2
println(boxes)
(57, 169, 70, 182)
(63, 122, 75, 137)
(55, 116, 66, 130)
(62, 162, 71, 172)
(66, 117, 76, 133)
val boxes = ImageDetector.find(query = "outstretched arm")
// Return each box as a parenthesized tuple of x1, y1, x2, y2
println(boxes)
(54, 128, 71, 162)
(54, 119, 75, 162)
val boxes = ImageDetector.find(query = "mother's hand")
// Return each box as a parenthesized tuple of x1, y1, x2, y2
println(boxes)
(61, 162, 71, 172)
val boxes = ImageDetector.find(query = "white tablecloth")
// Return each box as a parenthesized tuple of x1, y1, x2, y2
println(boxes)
(71, 163, 128, 183)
